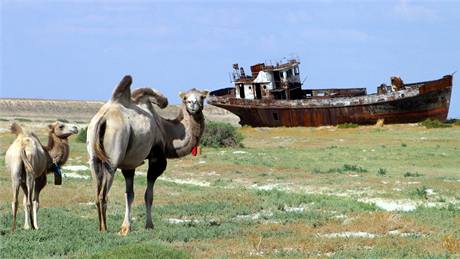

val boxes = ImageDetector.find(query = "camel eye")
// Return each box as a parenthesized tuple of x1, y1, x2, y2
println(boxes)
(59, 125, 64, 129)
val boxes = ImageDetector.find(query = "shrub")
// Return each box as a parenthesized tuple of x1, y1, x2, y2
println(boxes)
(404, 171, 423, 177)
(76, 127, 87, 143)
(412, 186, 429, 200)
(200, 121, 244, 148)
(313, 164, 368, 174)
(377, 168, 387, 176)
(337, 122, 359, 129)
(445, 118, 460, 126)
(418, 119, 451, 128)
(341, 164, 368, 173)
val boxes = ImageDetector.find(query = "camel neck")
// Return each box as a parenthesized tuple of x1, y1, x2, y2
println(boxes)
(46, 133, 70, 166)
(165, 106, 204, 158)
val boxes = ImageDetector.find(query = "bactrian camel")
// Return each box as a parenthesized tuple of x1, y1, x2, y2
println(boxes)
(87, 75, 208, 235)
(5, 122, 78, 231)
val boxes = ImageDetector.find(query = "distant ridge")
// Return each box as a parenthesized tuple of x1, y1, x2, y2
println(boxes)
(0, 98, 238, 124)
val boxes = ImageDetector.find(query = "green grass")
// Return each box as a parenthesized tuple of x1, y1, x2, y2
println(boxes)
(0, 208, 190, 258)
(0, 122, 459, 257)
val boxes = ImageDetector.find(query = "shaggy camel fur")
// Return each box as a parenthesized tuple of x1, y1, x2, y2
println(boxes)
(86, 75, 207, 235)
(5, 122, 78, 231)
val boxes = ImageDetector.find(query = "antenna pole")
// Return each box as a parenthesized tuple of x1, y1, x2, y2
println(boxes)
(301, 76, 308, 85)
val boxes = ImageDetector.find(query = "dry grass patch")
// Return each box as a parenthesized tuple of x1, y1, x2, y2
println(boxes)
(337, 211, 431, 234)
(443, 235, 460, 253)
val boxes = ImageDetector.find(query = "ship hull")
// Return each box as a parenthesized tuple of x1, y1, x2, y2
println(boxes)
(208, 75, 452, 127)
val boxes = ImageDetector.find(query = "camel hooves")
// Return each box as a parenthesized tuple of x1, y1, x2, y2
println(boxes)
(145, 223, 155, 230)
(119, 225, 130, 236)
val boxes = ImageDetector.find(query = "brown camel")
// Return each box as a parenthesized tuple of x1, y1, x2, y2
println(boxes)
(86, 75, 207, 235)
(5, 122, 78, 231)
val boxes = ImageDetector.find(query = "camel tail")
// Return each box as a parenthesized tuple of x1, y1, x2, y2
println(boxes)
(20, 147, 34, 173)
(93, 116, 111, 164)
(10, 123, 23, 136)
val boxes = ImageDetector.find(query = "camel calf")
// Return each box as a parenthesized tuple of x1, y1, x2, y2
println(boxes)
(5, 122, 78, 231)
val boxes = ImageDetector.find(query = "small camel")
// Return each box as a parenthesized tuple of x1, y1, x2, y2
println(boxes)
(87, 75, 208, 235)
(5, 121, 78, 231)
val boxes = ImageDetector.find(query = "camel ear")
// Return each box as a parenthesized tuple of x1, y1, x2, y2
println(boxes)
(201, 90, 209, 98)
(179, 91, 186, 100)
(48, 124, 55, 132)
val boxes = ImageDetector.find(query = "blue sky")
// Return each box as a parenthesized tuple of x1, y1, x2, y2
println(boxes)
(1, 0, 459, 118)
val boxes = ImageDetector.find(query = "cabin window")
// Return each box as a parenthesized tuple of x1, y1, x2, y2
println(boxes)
(255, 84, 262, 99)
(273, 112, 279, 121)
(263, 85, 266, 89)
(294, 67, 299, 75)
(239, 84, 245, 98)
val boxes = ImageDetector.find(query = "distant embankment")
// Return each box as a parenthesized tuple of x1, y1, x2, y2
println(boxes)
(0, 98, 104, 121)
(0, 98, 239, 124)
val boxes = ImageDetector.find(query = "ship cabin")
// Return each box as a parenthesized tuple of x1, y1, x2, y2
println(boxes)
(231, 59, 302, 100)
(229, 59, 367, 101)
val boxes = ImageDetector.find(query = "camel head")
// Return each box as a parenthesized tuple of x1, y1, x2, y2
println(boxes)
(48, 121, 79, 139)
(179, 88, 209, 115)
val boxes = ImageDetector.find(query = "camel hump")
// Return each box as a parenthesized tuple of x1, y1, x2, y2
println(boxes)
(111, 75, 133, 103)
(10, 122, 23, 136)
(132, 88, 169, 109)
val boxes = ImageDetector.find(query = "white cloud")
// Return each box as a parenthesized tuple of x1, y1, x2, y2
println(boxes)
(394, 0, 437, 21)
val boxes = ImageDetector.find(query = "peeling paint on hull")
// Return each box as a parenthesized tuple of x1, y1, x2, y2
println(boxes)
(208, 75, 452, 127)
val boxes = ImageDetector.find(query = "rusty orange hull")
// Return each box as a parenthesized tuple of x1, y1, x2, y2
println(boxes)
(208, 75, 452, 127)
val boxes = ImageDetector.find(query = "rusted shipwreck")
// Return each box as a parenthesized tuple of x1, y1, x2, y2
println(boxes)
(208, 58, 453, 127)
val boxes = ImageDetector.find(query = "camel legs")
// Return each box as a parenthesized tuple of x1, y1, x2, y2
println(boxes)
(97, 170, 114, 232)
(23, 173, 35, 230)
(145, 156, 167, 229)
(10, 161, 23, 232)
(119, 169, 135, 236)
(11, 180, 20, 232)
(32, 174, 46, 229)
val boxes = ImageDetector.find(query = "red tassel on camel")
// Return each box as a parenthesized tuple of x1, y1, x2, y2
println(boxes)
(191, 146, 198, 156)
